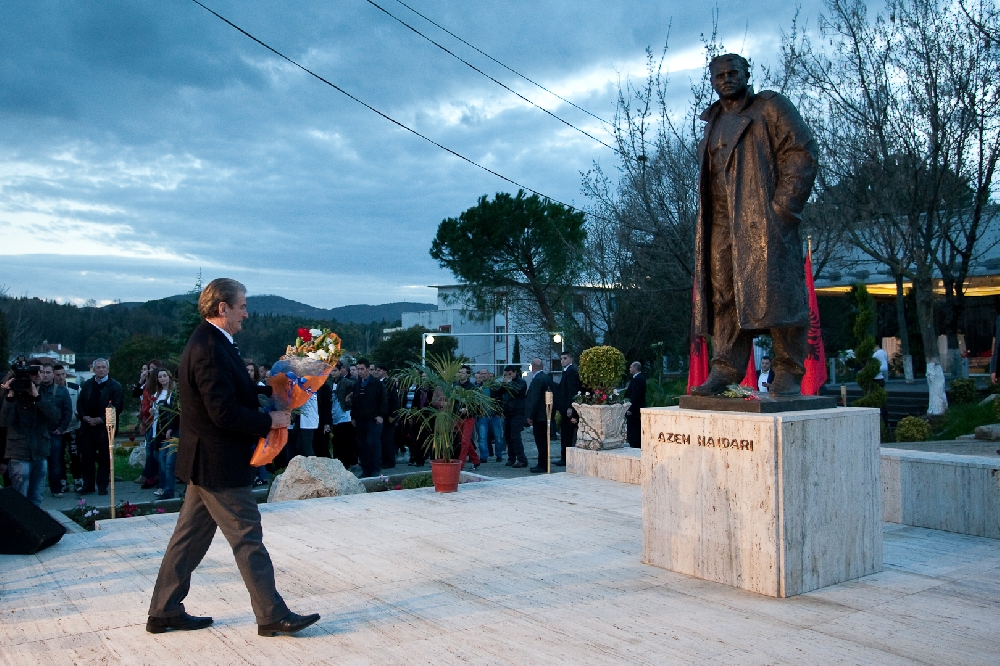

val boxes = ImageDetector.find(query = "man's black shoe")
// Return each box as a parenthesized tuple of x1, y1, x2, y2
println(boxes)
(529, 465, 546, 473)
(552, 459, 566, 467)
(495, 456, 503, 463)
(512, 461, 527, 468)
(146, 612, 214, 634)
(258, 611, 321, 637)
(97, 488, 108, 495)
(505, 459, 514, 467)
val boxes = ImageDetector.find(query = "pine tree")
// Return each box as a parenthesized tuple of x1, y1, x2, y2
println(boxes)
(512, 335, 521, 364)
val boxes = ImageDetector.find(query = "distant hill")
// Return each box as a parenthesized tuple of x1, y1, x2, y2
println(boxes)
(245, 295, 436, 323)
(108, 293, 435, 324)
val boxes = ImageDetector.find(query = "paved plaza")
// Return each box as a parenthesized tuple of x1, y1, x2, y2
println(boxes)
(2, 473, 998, 664)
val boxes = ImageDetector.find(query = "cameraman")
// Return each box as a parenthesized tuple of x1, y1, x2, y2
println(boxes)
(76, 358, 124, 495)
(0, 363, 62, 507)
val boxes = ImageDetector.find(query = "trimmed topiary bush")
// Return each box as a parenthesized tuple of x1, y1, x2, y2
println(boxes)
(948, 378, 978, 405)
(579, 345, 627, 392)
(895, 416, 932, 442)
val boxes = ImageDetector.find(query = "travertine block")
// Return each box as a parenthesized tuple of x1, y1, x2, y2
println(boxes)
(641, 406, 882, 597)
(567, 446, 642, 484)
(881, 448, 1000, 539)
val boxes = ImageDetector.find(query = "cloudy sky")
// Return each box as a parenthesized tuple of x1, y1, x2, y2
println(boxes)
(1, 0, 824, 308)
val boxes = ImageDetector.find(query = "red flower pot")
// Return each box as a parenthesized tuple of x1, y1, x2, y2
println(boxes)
(430, 459, 462, 493)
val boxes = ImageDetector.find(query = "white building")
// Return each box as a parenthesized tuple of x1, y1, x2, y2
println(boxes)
(30, 342, 76, 367)
(401, 285, 605, 374)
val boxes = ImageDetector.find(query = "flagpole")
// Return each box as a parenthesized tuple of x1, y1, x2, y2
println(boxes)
(808, 235, 812, 262)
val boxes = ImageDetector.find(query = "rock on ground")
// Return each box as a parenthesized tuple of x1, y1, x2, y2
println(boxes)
(267, 456, 366, 502)
(974, 424, 1000, 440)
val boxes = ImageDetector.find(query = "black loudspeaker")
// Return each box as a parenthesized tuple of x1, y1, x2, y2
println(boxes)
(0, 486, 66, 554)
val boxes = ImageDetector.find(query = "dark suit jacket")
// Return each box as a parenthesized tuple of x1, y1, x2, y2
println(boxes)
(175, 321, 273, 488)
(525, 371, 553, 422)
(77, 376, 124, 421)
(625, 372, 646, 417)
(555, 364, 581, 412)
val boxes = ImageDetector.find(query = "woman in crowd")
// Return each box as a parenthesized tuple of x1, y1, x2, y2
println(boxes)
(150, 369, 179, 499)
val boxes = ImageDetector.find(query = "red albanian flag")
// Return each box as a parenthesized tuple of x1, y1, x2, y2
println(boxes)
(800, 250, 828, 395)
(687, 285, 710, 395)
(740, 351, 758, 389)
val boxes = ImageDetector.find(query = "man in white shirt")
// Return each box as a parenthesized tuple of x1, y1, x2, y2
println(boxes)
(757, 357, 774, 392)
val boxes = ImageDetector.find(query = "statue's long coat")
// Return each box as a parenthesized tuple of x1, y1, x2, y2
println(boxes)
(692, 89, 819, 336)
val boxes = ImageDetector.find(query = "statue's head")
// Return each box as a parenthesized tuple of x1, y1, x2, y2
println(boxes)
(709, 53, 750, 101)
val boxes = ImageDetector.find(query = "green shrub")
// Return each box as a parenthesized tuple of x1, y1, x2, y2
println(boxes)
(948, 378, 978, 405)
(401, 472, 434, 489)
(895, 416, 932, 442)
(579, 345, 627, 392)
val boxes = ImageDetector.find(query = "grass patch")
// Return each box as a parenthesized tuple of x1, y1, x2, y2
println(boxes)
(931, 402, 997, 440)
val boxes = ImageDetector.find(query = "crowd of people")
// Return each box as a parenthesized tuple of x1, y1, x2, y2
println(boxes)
(0, 342, 651, 509)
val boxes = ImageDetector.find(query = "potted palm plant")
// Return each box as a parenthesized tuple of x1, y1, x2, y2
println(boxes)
(574, 345, 630, 450)
(394, 355, 499, 492)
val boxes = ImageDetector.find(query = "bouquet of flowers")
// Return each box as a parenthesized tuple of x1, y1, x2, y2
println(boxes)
(249, 328, 340, 466)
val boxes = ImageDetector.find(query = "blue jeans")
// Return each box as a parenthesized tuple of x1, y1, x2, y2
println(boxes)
(156, 443, 177, 499)
(477, 417, 504, 459)
(9, 459, 48, 507)
(142, 428, 160, 482)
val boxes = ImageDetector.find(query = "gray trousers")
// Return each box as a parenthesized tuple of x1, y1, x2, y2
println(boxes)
(148, 483, 289, 624)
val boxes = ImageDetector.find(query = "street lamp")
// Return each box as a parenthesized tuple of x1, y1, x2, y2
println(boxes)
(425, 334, 435, 345)
(552, 334, 562, 344)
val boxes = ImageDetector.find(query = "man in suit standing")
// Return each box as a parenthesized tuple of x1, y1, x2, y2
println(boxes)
(147, 278, 319, 637)
(524, 358, 552, 473)
(351, 359, 387, 477)
(624, 362, 646, 449)
(553, 351, 580, 466)
(75, 358, 123, 495)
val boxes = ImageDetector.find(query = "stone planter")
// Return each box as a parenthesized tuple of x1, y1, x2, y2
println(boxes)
(574, 402, 630, 450)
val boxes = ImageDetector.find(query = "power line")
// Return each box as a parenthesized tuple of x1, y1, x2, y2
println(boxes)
(363, 0, 615, 152)
(392, 0, 610, 128)
(187, 0, 602, 222)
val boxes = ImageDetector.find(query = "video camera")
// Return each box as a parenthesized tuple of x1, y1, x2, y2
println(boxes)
(9, 356, 41, 395)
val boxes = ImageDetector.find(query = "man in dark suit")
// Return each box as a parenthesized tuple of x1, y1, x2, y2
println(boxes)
(147, 278, 319, 637)
(553, 351, 580, 466)
(75, 358, 123, 495)
(525, 358, 553, 473)
(624, 362, 647, 449)
(351, 358, 387, 477)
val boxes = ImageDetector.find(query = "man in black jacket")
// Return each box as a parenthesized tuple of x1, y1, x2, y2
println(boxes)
(553, 352, 580, 465)
(525, 358, 553, 473)
(624, 362, 647, 449)
(375, 364, 400, 469)
(76, 358, 124, 495)
(500, 365, 528, 468)
(147, 278, 318, 637)
(351, 358, 387, 477)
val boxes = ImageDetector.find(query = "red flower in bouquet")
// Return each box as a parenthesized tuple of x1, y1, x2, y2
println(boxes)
(297, 327, 312, 342)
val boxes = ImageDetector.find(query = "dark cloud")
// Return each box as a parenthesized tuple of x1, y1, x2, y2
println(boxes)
(1, 0, 823, 307)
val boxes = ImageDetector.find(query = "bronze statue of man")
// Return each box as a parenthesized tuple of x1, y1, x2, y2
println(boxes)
(690, 54, 818, 396)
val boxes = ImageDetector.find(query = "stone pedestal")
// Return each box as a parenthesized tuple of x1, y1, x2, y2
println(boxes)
(641, 406, 882, 597)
